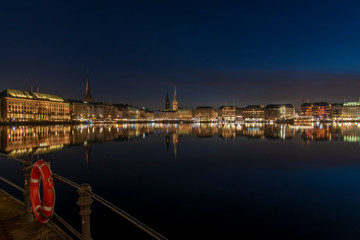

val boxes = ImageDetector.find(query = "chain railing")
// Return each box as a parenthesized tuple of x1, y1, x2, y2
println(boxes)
(0, 153, 167, 240)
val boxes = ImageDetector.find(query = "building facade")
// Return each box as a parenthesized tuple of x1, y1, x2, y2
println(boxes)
(331, 103, 343, 119)
(177, 109, 194, 120)
(342, 102, 360, 119)
(194, 107, 218, 121)
(154, 111, 178, 120)
(70, 101, 94, 121)
(243, 105, 265, 121)
(0, 89, 70, 122)
(264, 104, 295, 121)
(218, 106, 236, 121)
(300, 102, 331, 119)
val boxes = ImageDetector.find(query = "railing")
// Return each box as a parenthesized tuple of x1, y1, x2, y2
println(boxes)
(0, 152, 167, 240)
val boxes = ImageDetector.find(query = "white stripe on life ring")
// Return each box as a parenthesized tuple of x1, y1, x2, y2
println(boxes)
(43, 205, 53, 212)
(30, 178, 40, 184)
(39, 163, 48, 169)
(33, 205, 41, 214)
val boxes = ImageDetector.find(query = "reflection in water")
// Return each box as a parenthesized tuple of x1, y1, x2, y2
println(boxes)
(1, 123, 360, 159)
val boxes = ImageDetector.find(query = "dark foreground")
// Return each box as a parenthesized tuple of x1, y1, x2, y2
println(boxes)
(0, 189, 70, 240)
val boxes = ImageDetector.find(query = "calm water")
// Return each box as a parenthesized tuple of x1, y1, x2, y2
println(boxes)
(1, 123, 360, 239)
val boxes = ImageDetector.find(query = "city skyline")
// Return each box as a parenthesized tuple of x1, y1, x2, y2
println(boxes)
(2, 1, 360, 109)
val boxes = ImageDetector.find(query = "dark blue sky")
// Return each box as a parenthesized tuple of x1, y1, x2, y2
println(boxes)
(1, 0, 360, 110)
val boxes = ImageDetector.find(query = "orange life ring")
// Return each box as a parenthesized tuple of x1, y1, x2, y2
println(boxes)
(30, 160, 55, 223)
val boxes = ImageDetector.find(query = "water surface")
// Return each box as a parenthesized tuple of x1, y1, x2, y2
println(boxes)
(1, 123, 360, 239)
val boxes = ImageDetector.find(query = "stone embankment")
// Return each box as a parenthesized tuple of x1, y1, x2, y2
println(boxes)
(0, 189, 71, 240)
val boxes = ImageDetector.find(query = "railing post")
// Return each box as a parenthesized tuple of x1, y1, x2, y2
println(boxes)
(77, 183, 93, 240)
(21, 159, 34, 223)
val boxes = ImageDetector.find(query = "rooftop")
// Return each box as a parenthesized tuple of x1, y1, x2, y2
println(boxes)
(343, 102, 360, 106)
(0, 89, 64, 102)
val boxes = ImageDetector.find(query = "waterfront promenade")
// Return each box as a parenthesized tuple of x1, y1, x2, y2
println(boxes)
(0, 189, 70, 240)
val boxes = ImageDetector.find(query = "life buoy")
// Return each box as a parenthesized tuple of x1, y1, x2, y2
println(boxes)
(30, 160, 55, 223)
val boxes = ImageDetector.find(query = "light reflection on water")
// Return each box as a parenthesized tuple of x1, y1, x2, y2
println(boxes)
(1, 123, 360, 158)
(2, 123, 360, 239)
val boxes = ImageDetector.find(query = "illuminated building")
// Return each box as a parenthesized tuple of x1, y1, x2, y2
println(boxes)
(0, 89, 70, 122)
(331, 103, 342, 119)
(342, 102, 360, 120)
(243, 105, 265, 121)
(70, 101, 94, 121)
(236, 107, 244, 119)
(154, 111, 178, 120)
(300, 102, 331, 119)
(300, 103, 313, 117)
(119, 105, 141, 120)
(177, 109, 194, 120)
(312, 102, 331, 119)
(264, 104, 295, 121)
(218, 106, 236, 121)
(140, 110, 155, 120)
(165, 92, 170, 110)
(194, 107, 218, 121)
(93, 103, 119, 120)
(172, 85, 178, 111)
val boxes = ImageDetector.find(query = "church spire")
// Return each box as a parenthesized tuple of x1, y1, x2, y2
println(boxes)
(85, 74, 92, 103)
(165, 91, 170, 110)
(173, 84, 177, 101)
(172, 84, 178, 111)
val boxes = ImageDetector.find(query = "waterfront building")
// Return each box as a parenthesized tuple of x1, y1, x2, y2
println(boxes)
(118, 105, 141, 120)
(177, 109, 194, 120)
(140, 110, 155, 120)
(312, 102, 331, 119)
(236, 107, 244, 118)
(172, 85, 178, 111)
(0, 89, 70, 122)
(300, 103, 313, 117)
(92, 103, 119, 120)
(264, 104, 295, 121)
(300, 102, 331, 119)
(331, 103, 343, 119)
(243, 105, 265, 121)
(218, 106, 236, 121)
(342, 102, 360, 120)
(70, 101, 94, 121)
(154, 110, 178, 120)
(194, 107, 218, 121)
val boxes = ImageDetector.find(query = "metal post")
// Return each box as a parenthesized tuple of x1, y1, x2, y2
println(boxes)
(21, 159, 34, 223)
(77, 183, 93, 240)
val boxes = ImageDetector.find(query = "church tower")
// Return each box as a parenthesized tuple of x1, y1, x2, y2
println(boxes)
(165, 91, 170, 110)
(172, 85, 178, 111)
(85, 75, 92, 103)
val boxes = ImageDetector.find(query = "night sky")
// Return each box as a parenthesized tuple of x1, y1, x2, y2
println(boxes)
(1, 1, 360, 110)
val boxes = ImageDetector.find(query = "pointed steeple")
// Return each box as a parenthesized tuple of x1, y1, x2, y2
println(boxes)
(165, 91, 170, 110)
(173, 84, 177, 101)
(85, 74, 92, 103)
(172, 84, 178, 111)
